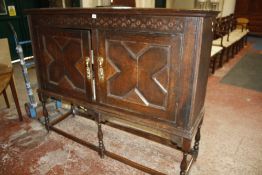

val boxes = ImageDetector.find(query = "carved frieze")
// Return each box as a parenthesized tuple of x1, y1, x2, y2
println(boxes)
(33, 14, 185, 33)
(33, 15, 92, 27)
(93, 15, 185, 33)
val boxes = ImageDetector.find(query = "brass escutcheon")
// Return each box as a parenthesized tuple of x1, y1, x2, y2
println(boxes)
(97, 57, 104, 81)
(86, 57, 91, 80)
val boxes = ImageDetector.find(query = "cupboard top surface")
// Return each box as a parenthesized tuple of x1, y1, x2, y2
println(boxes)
(25, 8, 218, 17)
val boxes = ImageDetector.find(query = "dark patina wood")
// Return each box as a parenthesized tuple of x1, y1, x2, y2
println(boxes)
(26, 8, 217, 174)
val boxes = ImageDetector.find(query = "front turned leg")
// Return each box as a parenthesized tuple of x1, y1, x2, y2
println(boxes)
(96, 114, 105, 158)
(180, 138, 191, 175)
(39, 93, 50, 132)
(71, 104, 76, 117)
(43, 100, 50, 132)
(192, 119, 203, 160)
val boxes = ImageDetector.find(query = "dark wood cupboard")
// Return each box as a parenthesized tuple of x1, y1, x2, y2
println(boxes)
(26, 8, 217, 174)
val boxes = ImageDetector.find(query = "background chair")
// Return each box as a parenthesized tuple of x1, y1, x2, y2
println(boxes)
(0, 38, 23, 121)
(236, 17, 249, 31)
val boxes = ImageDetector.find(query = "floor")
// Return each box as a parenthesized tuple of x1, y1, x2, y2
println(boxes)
(0, 38, 262, 175)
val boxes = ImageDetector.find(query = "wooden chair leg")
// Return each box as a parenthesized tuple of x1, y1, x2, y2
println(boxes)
(211, 55, 217, 74)
(9, 76, 23, 121)
(192, 119, 203, 161)
(231, 45, 234, 59)
(3, 89, 10, 108)
(71, 104, 76, 117)
(234, 43, 237, 56)
(219, 49, 224, 67)
(231, 45, 234, 58)
(238, 40, 241, 52)
(226, 48, 230, 62)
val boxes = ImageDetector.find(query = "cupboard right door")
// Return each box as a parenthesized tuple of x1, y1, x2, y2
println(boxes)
(95, 31, 183, 122)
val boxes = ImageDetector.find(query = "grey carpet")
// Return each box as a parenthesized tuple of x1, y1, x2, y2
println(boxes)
(248, 36, 262, 50)
(221, 53, 262, 92)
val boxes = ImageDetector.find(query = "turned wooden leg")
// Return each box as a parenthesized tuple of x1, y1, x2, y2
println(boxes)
(238, 40, 241, 52)
(211, 55, 217, 74)
(192, 119, 203, 160)
(43, 101, 50, 132)
(219, 49, 224, 67)
(3, 89, 10, 108)
(96, 114, 105, 158)
(231, 45, 234, 58)
(226, 48, 230, 62)
(71, 104, 76, 117)
(39, 93, 49, 132)
(180, 138, 191, 175)
(9, 77, 23, 121)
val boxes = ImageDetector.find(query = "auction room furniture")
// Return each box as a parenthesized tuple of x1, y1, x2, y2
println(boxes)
(0, 38, 23, 121)
(212, 14, 249, 67)
(210, 45, 223, 74)
(26, 8, 217, 175)
(235, 0, 262, 36)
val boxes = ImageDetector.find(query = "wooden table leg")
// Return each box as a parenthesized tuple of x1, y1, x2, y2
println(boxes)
(180, 138, 191, 175)
(39, 92, 50, 132)
(192, 118, 203, 161)
(9, 76, 23, 121)
(3, 89, 10, 108)
(96, 113, 105, 158)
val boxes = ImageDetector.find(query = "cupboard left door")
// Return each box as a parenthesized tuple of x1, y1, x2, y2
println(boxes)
(36, 27, 93, 101)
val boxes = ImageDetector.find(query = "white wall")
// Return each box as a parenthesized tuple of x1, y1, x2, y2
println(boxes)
(81, 0, 236, 17)
(81, 0, 98, 7)
(136, 0, 155, 8)
(166, 0, 237, 17)
(81, 0, 155, 8)
(221, 0, 236, 17)
(171, 0, 195, 9)
(81, 0, 111, 7)
(166, 0, 176, 8)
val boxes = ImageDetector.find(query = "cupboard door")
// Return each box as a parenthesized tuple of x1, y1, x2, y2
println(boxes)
(37, 27, 93, 101)
(95, 31, 182, 121)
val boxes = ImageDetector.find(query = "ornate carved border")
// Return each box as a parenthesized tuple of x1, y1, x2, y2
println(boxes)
(93, 15, 185, 33)
(33, 14, 185, 33)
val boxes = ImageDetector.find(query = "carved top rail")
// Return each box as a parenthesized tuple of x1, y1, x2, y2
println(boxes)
(27, 8, 217, 33)
(32, 14, 185, 33)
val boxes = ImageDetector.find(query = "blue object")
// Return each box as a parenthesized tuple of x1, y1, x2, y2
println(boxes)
(19, 40, 32, 45)
(29, 106, 37, 118)
(9, 23, 38, 118)
(9, 23, 63, 118)
(56, 100, 62, 109)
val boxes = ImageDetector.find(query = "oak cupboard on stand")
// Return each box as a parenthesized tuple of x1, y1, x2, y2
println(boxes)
(26, 8, 217, 175)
